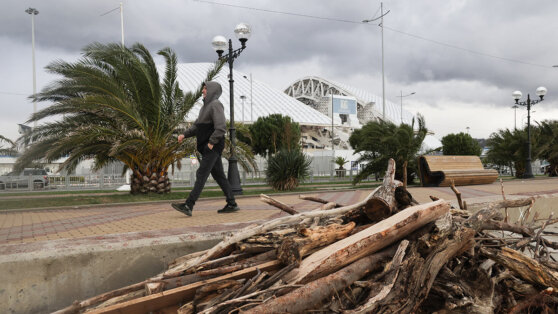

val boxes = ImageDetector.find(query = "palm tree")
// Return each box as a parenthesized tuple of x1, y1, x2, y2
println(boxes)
(349, 114, 427, 187)
(0, 135, 17, 156)
(15, 42, 255, 194)
(537, 120, 558, 176)
(486, 128, 539, 178)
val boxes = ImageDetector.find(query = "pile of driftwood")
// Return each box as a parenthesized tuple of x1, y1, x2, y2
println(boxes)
(56, 159, 558, 313)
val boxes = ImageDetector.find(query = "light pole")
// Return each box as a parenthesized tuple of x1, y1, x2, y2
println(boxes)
(511, 105, 519, 129)
(512, 87, 548, 178)
(243, 74, 253, 122)
(212, 23, 251, 195)
(396, 91, 415, 124)
(362, 3, 390, 120)
(25, 7, 39, 128)
(240, 95, 246, 123)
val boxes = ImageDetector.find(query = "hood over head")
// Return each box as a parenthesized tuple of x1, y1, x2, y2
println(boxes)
(203, 81, 222, 105)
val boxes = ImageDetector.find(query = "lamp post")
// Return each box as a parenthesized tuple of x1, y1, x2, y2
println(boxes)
(25, 7, 39, 128)
(512, 87, 547, 178)
(243, 74, 253, 122)
(328, 87, 336, 179)
(212, 23, 251, 195)
(240, 95, 246, 123)
(396, 91, 415, 124)
(363, 3, 390, 120)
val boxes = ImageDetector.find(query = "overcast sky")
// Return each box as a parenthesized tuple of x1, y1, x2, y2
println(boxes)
(2, 0, 558, 142)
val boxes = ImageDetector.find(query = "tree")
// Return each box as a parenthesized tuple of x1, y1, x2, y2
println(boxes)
(537, 120, 558, 176)
(441, 132, 482, 156)
(265, 149, 311, 191)
(486, 128, 540, 178)
(14, 42, 256, 194)
(249, 114, 301, 157)
(334, 156, 348, 170)
(349, 114, 428, 187)
(0, 135, 17, 157)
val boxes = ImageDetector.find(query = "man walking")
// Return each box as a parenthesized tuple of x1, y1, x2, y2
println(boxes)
(172, 81, 239, 216)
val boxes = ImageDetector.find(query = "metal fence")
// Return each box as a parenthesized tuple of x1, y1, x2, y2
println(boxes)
(0, 168, 371, 192)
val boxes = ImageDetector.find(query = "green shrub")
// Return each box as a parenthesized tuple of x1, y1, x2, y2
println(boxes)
(266, 149, 311, 191)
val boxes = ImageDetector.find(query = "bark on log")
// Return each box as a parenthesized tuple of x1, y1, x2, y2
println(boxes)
(260, 194, 298, 215)
(450, 180, 465, 210)
(480, 247, 558, 290)
(363, 159, 403, 221)
(244, 246, 398, 314)
(299, 195, 345, 207)
(284, 199, 450, 284)
(277, 222, 356, 265)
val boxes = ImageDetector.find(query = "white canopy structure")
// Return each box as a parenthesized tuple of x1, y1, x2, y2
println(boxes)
(175, 63, 332, 126)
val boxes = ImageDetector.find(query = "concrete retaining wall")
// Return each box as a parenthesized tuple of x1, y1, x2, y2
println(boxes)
(0, 233, 223, 314)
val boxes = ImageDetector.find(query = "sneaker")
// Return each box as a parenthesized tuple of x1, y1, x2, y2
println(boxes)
(218, 203, 240, 214)
(172, 203, 192, 216)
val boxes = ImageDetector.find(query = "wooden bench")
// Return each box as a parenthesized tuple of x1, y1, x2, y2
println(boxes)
(417, 155, 498, 187)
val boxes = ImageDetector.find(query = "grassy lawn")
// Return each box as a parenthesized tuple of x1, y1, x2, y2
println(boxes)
(0, 183, 380, 211)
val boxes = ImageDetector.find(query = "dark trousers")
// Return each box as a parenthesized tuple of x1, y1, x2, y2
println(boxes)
(186, 147, 235, 208)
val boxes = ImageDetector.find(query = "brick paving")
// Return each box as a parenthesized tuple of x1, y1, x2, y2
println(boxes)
(0, 190, 369, 246)
(1, 178, 558, 252)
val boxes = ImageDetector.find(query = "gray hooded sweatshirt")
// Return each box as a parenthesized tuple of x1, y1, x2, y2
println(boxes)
(183, 81, 227, 153)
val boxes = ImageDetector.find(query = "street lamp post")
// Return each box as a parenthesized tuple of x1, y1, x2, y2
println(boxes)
(512, 87, 548, 178)
(243, 74, 253, 122)
(362, 3, 390, 120)
(396, 91, 415, 124)
(25, 7, 39, 128)
(212, 23, 251, 195)
(240, 95, 246, 123)
(328, 87, 336, 179)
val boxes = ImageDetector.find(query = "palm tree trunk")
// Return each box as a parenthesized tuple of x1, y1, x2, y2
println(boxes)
(130, 168, 171, 194)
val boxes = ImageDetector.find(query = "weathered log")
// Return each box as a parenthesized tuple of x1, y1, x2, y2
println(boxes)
(238, 243, 277, 254)
(277, 222, 356, 265)
(260, 194, 298, 215)
(465, 198, 534, 231)
(480, 247, 558, 290)
(450, 179, 465, 210)
(244, 245, 398, 314)
(299, 195, 345, 207)
(363, 159, 403, 221)
(193, 252, 251, 273)
(168, 249, 208, 268)
(145, 282, 165, 295)
(284, 199, 450, 284)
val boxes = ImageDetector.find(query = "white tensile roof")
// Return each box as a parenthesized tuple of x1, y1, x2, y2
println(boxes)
(175, 63, 332, 126)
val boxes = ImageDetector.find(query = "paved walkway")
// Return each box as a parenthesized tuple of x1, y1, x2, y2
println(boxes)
(2, 177, 558, 256)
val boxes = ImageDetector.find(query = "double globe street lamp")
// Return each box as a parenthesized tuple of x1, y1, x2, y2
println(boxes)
(211, 23, 251, 195)
(512, 86, 547, 178)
